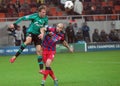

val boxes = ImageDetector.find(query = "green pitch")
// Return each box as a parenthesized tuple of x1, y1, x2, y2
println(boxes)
(0, 50, 120, 86)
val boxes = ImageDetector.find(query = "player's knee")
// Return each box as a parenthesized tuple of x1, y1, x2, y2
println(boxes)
(24, 41, 31, 45)
(24, 39, 32, 45)
(36, 50, 42, 55)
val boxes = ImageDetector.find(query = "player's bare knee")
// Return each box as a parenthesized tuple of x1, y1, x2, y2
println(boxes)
(36, 50, 42, 55)
(24, 41, 31, 45)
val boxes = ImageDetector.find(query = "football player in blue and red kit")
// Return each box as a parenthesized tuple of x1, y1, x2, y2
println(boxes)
(39, 23, 73, 86)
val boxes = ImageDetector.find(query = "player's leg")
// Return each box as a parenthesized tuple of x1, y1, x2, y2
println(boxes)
(10, 36, 32, 63)
(45, 59, 58, 86)
(40, 59, 51, 86)
(46, 59, 58, 80)
(41, 66, 58, 86)
(33, 34, 44, 71)
(36, 45, 44, 71)
(41, 80, 45, 86)
(47, 53, 58, 86)
(40, 51, 47, 86)
(42, 52, 58, 86)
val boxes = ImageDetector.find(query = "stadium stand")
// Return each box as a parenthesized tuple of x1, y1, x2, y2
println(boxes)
(0, 0, 119, 21)
(12, 0, 31, 4)
(0, 0, 119, 18)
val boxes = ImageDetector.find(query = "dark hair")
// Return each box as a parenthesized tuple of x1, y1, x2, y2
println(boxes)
(38, 5, 47, 12)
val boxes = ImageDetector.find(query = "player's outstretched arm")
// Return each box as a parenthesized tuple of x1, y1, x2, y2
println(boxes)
(62, 40, 73, 52)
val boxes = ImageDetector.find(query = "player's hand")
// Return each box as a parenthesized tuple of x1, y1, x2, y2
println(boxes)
(9, 24, 14, 29)
(38, 33, 44, 39)
(69, 47, 74, 53)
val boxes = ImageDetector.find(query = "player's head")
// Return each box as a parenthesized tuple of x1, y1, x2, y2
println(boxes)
(38, 5, 47, 17)
(56, 23, 64, 32)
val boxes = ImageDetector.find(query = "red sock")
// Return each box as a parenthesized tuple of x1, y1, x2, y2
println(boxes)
(42, 70, 49, 80)
(49, 70, 56, 80)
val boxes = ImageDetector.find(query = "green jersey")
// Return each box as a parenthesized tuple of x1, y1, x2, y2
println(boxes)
(14, 13, 48, 35)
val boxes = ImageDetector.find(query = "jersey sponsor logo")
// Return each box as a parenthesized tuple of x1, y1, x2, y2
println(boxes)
(34, 19, 45, 27)
(34, 22, 44, 27)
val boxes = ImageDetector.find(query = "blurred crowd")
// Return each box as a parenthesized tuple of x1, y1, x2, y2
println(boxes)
(0, 0, 120, 46)
(0, 0, 41, 17)
(64, 22, 120, 43)
(0, 0, 120, 18)
(7, 25, 27, 46)
(7, 21, 120, 46)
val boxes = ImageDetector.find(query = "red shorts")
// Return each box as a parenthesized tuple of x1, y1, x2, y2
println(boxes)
(42, 49, 56, 63)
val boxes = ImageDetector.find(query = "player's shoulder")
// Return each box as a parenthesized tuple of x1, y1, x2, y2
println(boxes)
(28, 13, 38, 16)
(25, 13, 38, 18)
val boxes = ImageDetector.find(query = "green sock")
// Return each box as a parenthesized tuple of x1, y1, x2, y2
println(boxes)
(41, 80, 45, 86)
(37, 56, 43, 70)
(15, 43, 27, 57)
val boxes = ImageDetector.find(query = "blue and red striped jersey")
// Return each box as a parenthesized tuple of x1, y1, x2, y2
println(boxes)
(42, 27, 65, 51)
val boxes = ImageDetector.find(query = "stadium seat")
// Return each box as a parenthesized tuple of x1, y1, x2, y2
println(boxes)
(0, 13, 6, 22)
(19, 0, 24, 4)
(91, 0, 96, 2)
(114, 5, 120, 14)
(20, 0, 31, 4)
(18, 12, 24, 17)
(93, 16, 99, 21)
(27, 0, 31, 4)
(111, 15, 117, 20)
(112, 10, 116, 14)
(102, 2, 107, 7)
(57, 11, 63, 16)
(114, 5, 120, 11)
(115, 5, 120, 12)
(99, 16, 106, 21)
(12, 0, 16, 3)
(49, 7, 57, 16)
(31, 7, 37, 13)
(108, 1, 113, 7)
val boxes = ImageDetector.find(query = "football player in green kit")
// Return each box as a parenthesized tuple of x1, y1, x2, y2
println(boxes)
(9, 5, 48, 73)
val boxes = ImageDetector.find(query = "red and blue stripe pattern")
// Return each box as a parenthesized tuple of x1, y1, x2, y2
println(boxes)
(42, 27, 65, 51)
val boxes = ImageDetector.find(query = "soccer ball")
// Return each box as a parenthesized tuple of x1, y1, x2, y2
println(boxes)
(64, 1, 74, 10)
